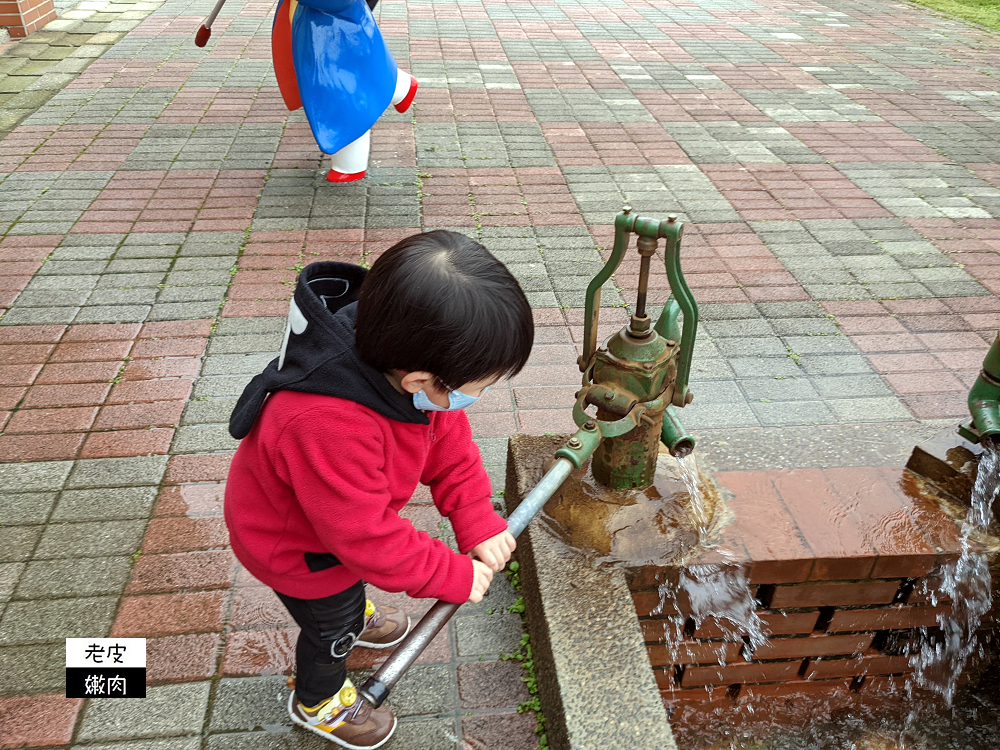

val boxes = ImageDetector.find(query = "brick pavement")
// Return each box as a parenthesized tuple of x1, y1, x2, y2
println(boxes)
(2, 0, 1000, 745)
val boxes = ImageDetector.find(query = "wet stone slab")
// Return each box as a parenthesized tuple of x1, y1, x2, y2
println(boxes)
(506, 434, 676, 750)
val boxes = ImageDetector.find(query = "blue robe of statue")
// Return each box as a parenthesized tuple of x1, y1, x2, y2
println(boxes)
(273, 0, 398, 155)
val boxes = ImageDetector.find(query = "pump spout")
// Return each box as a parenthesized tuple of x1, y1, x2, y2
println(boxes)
(965, 333, 1000, 443)
(661, 404, 694, 458)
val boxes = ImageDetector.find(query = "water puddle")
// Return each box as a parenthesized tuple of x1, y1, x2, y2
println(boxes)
(539, 450, 727, 569)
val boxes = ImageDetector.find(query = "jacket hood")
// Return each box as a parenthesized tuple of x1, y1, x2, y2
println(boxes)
(229, 261, 429, 440)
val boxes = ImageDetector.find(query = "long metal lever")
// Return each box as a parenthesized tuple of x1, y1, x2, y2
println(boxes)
(358, 457, 575, 708)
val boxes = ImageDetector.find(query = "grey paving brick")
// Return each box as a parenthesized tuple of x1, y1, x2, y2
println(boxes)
(34, 519, 146, 559)
(15, 556, 131, 599)
(0, 461, 72, 493)
(680, 400, 759, 429)
(205, 733, 329, 750)
(782, 334, 855, 355)
(181, 398, 238, 426)
(71, 740, 202, 750)
(0, 562, 24, 605)
(215, 318, 286, 336)
(66, 456, 167, 489)
(0, 595, 118, 645)
(770, 318, 841, 336)
(828, 397, 914, 423)
(51, 486, 157, 522)
(897, 121, 1000, 164)
(171, 424, 240, 454)
(207, 334, 281, 355)
(0, 306, 81, 324)
(743, 88, 880, 122)
(699, 303, 762, 321)
(192, 375, 253, 399)
(740, 377, 820, 402)
(810, 375, 894, 399)
(728, 356, 802, 378)
(78, 681, 212, 741)
(0, 492, 57, 526)
(686, 380, 745, 404)
(797, 354, 874, 376)
(666, 122, 822, 164)
(74, 304, 151, 323)
(455, 612, 523, 656)
(0, 643, 65, 694)
(756, 302, 827, 319)
(840, 163, 1000, 219)
(0, 526, 42, 563)
(208, 676, 290, 732)
(390, 664, 454, 717)
(750, 399, 837, 427)
(147, 301, 223, 320)
(715, 337, 789, 358)
(689, 358, 736, 380)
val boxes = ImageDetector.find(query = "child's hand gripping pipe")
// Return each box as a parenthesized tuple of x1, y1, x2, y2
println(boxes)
(357, 454, 577, 708)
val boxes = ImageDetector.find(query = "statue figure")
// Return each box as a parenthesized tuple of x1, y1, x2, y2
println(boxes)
(272, 0, 417, 182)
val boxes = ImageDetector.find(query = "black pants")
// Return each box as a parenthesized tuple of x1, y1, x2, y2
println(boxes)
(276, 581, 367, 708)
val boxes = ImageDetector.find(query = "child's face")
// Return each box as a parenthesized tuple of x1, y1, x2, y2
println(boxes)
(420, 374, 497, 409)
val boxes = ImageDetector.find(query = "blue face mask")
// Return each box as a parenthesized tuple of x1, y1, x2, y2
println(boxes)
(413, 386, 489, 412)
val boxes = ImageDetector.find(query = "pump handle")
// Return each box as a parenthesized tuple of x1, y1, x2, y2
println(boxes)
(579, 209, 699, 406)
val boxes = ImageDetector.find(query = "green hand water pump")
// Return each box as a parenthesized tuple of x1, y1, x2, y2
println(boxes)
(555, 206, 700, 490)
(359, 207, 700, 708)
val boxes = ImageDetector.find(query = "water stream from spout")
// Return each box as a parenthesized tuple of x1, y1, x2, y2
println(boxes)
(678, 453, 711, 544)
(909, 440, 998, 705)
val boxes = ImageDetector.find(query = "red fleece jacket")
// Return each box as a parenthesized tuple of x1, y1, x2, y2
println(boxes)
(224, 390, 508, 603)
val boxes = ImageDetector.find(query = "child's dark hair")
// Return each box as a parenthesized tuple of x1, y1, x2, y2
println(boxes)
(356, 230, 534, 390)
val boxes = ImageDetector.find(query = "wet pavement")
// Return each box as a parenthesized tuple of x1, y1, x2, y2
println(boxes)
(3, 0, 1000, 745)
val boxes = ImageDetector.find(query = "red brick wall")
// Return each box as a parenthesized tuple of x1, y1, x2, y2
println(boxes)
(632, 568, 954, 712)
(1, 0, 56, 38)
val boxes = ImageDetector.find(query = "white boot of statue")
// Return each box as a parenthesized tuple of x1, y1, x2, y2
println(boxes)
(326, 70, 418, 183)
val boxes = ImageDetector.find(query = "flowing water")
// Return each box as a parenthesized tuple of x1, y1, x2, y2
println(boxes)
(671, 442, 1000, 750)
(534, 438, 1000, 750)
(909, 441, 998, 704)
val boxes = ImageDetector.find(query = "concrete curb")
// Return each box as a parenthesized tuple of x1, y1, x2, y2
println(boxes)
(506, 434, 676, 750)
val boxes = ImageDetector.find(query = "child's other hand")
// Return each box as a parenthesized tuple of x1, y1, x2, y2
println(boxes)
(470, 530, 516, 573)
(469, 559, 494, 603)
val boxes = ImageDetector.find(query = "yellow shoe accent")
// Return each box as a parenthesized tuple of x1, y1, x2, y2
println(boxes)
(365, 599, 376, 617)
(339, 685, 357, 707)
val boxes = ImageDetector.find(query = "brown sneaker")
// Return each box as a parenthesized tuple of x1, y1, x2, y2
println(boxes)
(356, 599, 410, 649)
(288, 679, 396, 749)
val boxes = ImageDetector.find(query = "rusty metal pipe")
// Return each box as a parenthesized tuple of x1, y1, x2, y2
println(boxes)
(358, 457, 576, 708)
(635, 253, 650, 320)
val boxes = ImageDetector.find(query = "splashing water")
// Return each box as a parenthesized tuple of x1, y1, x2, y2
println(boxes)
(682, 559, 769, 653)
(678, 453, 712, 544)
(910, 441, 999, 704)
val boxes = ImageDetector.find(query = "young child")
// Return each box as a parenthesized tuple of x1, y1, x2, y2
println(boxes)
(225, 230, 534, 749)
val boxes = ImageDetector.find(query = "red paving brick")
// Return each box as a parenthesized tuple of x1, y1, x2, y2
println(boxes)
(154, 484, 225, 517)
(703, 164, 890, 221)
(126, 550, 237, 594)
(0, 695, 81, 749)
(146, 633, 221, 682)
(113, 591, 228, 637)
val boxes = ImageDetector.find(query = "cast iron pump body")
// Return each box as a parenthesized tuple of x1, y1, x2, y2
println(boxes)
(558, 207, 700, 491)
